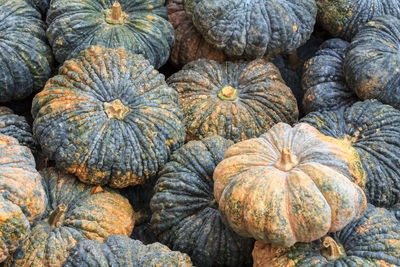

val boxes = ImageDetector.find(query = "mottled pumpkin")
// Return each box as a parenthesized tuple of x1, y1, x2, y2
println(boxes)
(151, 135, 254, 267)
(213, 122, 367, 247)
(46, 0, 174, 68)
(344, 16, 400, 109)
(25, 0, 49, 16)
(167, 58, 299, 143)
(184, 0, 316, 59)
(253, 204, 400, 266)
(0, 0, 53, 103)
(391, 204, 400, 221)
(32, 46, 185, 188)
(0, 134, 46, 263)
(300, 100, 400, 207)
(5, 167, 134, 266)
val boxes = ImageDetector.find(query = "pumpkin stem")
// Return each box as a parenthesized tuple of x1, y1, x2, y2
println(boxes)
(321, 236, 345, 260)
(275, 147, 298, 172)
(103, 99, 130, 120)
(48, 204, 67, 228)
(105, 2, 127, 24)
(90, 185, 103, 194)
(340, 133, 359, 144)
(217, 86, 239, 101)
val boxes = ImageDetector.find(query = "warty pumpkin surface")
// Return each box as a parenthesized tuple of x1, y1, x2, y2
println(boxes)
(46, 0, 174, 68)
(213, 122, 367, 247)
(32, 46, 185, 188)
(5, 167, 134, 267)
(150, 135, 254, 267)
(0, 134, 46, 263)
(167, 58, 299, 143)
(300, 100, 400, 207)
(253, 204, 400, 266)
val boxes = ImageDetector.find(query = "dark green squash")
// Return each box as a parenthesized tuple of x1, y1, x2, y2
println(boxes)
(150, 135, 254, 267)
(391, 203, 400, 221)
(25, 0, 49, 16)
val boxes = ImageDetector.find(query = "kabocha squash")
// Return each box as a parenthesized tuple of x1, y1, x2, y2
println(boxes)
(32, 46, 185, 188)
(167, 59, 299, 143)
(253, 204, 400, 266)
(344, 16, 400, 109)
(0, 134, 46, 263)
(6, 167, 134, 266)
(184, 0, 316, 59)
(0, 0, 53, 103)
(213, 122, 367, 247)
(150, 135, 254, 267)
(300, 100, 400, 207)
(46, 0, 174, 68)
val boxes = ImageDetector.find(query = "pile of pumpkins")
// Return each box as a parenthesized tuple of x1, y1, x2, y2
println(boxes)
(0, 0, 399, 266)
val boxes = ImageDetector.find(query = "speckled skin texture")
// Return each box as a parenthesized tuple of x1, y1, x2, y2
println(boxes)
(32, 46, 185, 188)
(213, 122, 367, 247)
(6, 167, 134, 267)
(63, 235, 193, 266)
(184, 0, 316, 59)
(300, 100, 400, 207)
(0, 134, 46, 263)
(46, 0, 174, 68)
(316, 0, 400, 41)
(391, 204, 400, 221)
(150, 135, 254, 266)
(344, 16, 400, 109)
(26, 0, 49, 16)
(167, 59, 299, 143)
(0, 0, 53, 103)
(253, 204, 400, 266)
(302, 38, 358, 114)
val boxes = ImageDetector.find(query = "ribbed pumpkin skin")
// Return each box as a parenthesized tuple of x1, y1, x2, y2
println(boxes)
(0, 0, 53, 103)
(26, 0, 49, 15)
(150, 135, 254, 267)
(392, 204, 400, 221)
(6, 167, 134, 267)
(253, 204, 400, 266)
(32, 46, 185, 188)
(300, 100, 400, 207)
(302, 38, 358, 114)
(344, 16, 400, 109)
(0, 134, 46, 263)
(63, 235, 193, 267)
(316, 0, 400, 41)
(184, 0, 316, 59)
(167, 59, 299, 143)
(46, 0, 174, 68)
(213, 122, 367, 247)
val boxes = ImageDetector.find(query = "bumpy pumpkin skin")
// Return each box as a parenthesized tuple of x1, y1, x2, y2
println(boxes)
(0, 0, 53, 103)
(46, 0, 174, 68)
(316, 0, 400, 41)
(6, 167, 134, 267)
(151, 135, 254, 267)
(213, 122, 367, 247)
(253, 204, 400, 266)
(32, 46, 185, 188)
(167, 59, 299, 143)
(300, 100, 400, 208)
(344, 16, 400, 109)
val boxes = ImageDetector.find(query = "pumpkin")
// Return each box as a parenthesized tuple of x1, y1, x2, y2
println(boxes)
(5, 167, 134, 266)
(0, 0, 53, 103)
(391, 204, 400, 221)
(150, 135, 254, 267)
(316, 0, 400, 41)
(213, 122, 367, 247)
(32, 46, 185, 188)
(344, 16, 400, 109)
(0, 134, 46, 263)
(25, 0, 49, 16)
(167, 58, 299, 143)
(302, 38, 358, 114)
(46, 0, 174, 68)
(184, 0, 316, 59)
(253, 204, 400, 266)
(300, 100, 400, 207)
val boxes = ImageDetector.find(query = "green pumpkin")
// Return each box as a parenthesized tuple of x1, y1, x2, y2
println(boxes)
(391, 203, 400, 221)
(25, 0, 49, 16)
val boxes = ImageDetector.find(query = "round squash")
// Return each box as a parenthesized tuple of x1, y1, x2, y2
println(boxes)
(167, 58, 299, 143)
(5, 167, 134, 266)
(32, 46, 185, 188)
(150, 135, 254, 267)
(213, 122, 367, 247)
(253, 204, 400, 266)
(46, 0, 174, 68)
(300, 100, 400, 208)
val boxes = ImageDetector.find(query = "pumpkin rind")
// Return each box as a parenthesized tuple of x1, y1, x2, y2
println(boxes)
(32, 46, 185, 188)
(391, 203, 400, 221)
(25, 0, 49, 16)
